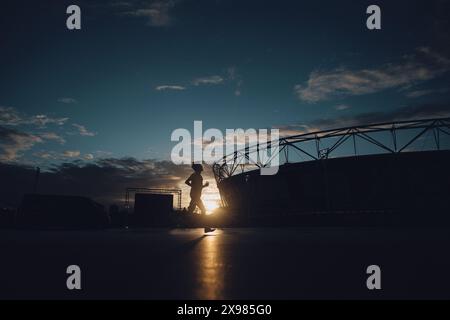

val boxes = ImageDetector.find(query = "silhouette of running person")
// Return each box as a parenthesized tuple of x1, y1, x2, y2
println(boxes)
(185, 163, 215, 233)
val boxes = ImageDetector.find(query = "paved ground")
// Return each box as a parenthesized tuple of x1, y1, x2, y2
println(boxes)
(1, 227, 449, 299)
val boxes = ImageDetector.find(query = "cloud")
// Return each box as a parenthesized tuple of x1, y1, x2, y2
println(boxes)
(33, 151, 56, 160)
(0, 125, 73, 161)
(84, 153, 94, 160)
(72, 123, 97, 137)
(192, 75, 224, 86)
(57, 97, 77, 104)
(295, 47, 450, 102)
(405, 88, 449, 98)
(0, 106, 22, 126)
(155, 85, 186, 91)
(29, 115, 69, 127)
(0, 106, 69, 127)
(39, 132, 66, 144)
(276, 124, 312, 138)
(275, 103, 450, 136)
(227, 66, 243, 96)
(227, 67, 238, 81)
(110, 1, 133, 7)
(94, 150, 113, 157)
(335, 104, 350, 111)
(122, 0, 177, 27)
(0, 158, 196, 206)
(155, 67, 243, 95)
(0, 126, 43, 161)
(63, 150, 81, 158)
(33, 150, 94, 161)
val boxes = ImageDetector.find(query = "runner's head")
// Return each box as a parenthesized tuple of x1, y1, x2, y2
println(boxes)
(192, 163, 203, 173)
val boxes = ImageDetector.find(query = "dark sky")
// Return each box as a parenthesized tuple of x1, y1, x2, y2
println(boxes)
(1, 0, 450, 207)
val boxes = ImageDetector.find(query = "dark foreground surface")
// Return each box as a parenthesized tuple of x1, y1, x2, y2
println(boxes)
(1, 227, 450, 299)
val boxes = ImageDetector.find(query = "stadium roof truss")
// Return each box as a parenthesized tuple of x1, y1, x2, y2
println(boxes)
(213, 117, 450, 183)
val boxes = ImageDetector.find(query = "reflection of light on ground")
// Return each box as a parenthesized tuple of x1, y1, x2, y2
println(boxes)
(195, 232, 225, 299)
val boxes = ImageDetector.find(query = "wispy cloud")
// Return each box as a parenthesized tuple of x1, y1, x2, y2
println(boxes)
(155, 67, 243, 95)
(29, 115, 69, 127)
(0, 125, 76, 161)
(405, 88, 449, 98)
(275, 103, 450, 137)
(110, 1, 133, 7)
(33, 151, 56, 160)
(295, 47, 450, 102)
(57, 97, 77, 104)
(33, 150, 94, 161)
(155, 85, 186, 91)
(72, 123, 97, 137)
(227, 66, 243, 96)
(94, 150, 113, 158)
(39, 132, 66, 144)
(63, 150, 81, 158)
(0, 106, 69, 127)
(335, 104, 350, 111)
(0, 126, 43, 161)
(122, 0, 178, 27)
(192, 75, 224, 86)
(0, 106, 22, 126)
(84, 153, 94, 160)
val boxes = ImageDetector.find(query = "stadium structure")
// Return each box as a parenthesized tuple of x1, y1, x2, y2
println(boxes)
(213, 117, 450, 225)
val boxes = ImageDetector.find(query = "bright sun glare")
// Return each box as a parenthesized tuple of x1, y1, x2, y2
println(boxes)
(203, 198, 220, 214)
(178, 180, 221, 214)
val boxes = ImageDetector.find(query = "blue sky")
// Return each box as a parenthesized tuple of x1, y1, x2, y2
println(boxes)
(1, 0, 450, 206)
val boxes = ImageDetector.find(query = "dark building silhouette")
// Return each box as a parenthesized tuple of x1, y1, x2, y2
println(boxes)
(17, 194, 110, 229)
(131, 193, 173, 227)
(218, 150, 450, 225)
(109, 204, 128, 227)
(0, 207, 15, 228)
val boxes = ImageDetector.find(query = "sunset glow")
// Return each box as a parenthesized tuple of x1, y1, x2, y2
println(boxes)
(178, 179, 221, 214)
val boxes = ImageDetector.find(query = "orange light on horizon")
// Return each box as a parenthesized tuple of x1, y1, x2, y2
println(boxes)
(203, 198, 220, 214)
(178, 179, 221, 214)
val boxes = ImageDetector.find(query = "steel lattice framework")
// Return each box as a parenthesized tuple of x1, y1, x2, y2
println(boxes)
(213, 117, 450, 183)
